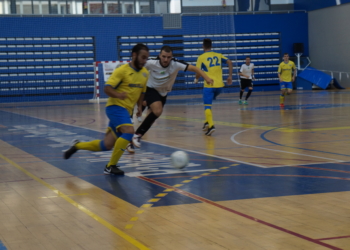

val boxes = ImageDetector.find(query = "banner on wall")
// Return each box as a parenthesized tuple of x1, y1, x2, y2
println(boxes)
(102, 62, 127, 82)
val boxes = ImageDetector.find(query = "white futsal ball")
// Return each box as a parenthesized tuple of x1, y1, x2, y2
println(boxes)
(170, 151, 189, 169)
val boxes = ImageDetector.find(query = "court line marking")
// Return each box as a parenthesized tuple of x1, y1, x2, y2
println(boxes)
(150, 174, 350, 181)
(231, 128, 344, 165)
(0, 109, 269, 168)
(39, 193, 89, 199)
(0, 153, 150, 250)
(124, 164, 235, 229)
(160, 115, 350, 132)
(317, 235, 350, 241)
(138, 176, 342, 250)
(1, 110, 343, 169)
(261, 128, 350, 158)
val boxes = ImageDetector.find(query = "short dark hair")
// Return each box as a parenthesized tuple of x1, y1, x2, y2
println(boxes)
(203, 39, 212, 49)
(132, 43, 149, 54)
(284, 53, 289, 56)
(160, 45, 173, 53)
(246, 56, 251, 59)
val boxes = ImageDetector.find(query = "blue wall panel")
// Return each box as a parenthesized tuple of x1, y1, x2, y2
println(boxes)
(295, 0, 350, 11)
(0, 13, 308, 101)
(234, 13, 308, 56)
(0, 13, 308, 61)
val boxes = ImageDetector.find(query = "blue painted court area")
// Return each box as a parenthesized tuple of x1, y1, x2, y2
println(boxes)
(0, 241, 7, 250)
(1, 110, 350, 207)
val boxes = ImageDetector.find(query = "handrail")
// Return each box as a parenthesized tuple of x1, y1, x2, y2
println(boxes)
(0, 10, 307, 18)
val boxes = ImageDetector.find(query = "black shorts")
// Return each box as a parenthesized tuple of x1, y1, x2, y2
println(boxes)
(144, 87, 167, 107)
(240, 78, 253, 89)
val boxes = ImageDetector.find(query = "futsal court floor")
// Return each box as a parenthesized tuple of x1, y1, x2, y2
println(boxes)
(1, 89, 350, 250)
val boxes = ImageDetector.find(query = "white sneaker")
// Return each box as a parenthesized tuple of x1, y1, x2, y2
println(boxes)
(132, 134, 142, 148)
(126, 143, 135, 153)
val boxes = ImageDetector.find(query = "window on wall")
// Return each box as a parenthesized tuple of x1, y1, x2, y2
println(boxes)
(106, 2, 120, 13)
(3, 0, 172, 14)
(235, 0, 270, 11)
(121, 1, 134, 13)
(138, 0, 150, 13)
(88, 1, 103, 13)
(169, 0, 180, 13)
(154, 0, 167, 13)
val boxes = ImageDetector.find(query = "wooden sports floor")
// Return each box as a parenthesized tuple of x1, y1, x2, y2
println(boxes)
(1, 89, 350, 250)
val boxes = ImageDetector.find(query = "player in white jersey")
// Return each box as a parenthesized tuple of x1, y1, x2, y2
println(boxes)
(129, 45, 213, 150)
(238, 56, 255, 105)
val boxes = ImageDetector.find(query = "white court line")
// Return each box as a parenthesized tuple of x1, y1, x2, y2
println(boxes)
(2, 110, 269, 168)
(231, 128, 345, 167)
(264, 161, 345, 168)
(3, 110, 346, 169)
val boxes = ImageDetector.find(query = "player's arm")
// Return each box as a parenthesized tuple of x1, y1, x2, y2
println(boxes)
(136, 76, 148, 117)
(292, 64, 297, 82)
(104, 85, 127, 100)
(226, 59, 233, 85)
(136, 93, 145, 117)
(277, 65, 282, 82)
(188, 65, 213, 85)
(104, 68, 127, 99)
(252, 68, 255, 80)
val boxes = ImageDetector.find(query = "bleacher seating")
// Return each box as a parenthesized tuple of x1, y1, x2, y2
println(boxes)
(117, 32, 280, 95)
(0, 37, 95, 102)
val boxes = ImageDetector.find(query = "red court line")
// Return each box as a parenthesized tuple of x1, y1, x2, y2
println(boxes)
(138, 176, 342, 250)
(318, 235, 350, 241)
(293, 165, 350, 174)
(334, 162, 350, 166)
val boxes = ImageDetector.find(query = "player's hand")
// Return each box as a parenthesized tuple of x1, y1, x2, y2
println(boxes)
(194, 78, 199, 84)
(279, 78, 283, 83)
(206, 78, 214, 86)
(292, 77, 295, 82)
(136, 106, 142, 117)
(116, 92, 127, 100)
(226, 77, 232, 86)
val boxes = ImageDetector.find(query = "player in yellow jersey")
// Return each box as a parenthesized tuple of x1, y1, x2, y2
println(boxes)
(195, 38, 233, 136)
(278, 53, 297, 108)
(63, 44, 149, 175)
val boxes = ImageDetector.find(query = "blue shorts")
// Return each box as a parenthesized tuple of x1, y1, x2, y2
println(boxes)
(280, 82, 293, 90)
(105, 105, 133, 137)
(203, 87, 222, 109)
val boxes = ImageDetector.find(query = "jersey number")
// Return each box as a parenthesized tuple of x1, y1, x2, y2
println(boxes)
(207, 57, 220, 67)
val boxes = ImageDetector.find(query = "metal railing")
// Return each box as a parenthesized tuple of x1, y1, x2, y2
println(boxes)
(0, 10, 307, 17)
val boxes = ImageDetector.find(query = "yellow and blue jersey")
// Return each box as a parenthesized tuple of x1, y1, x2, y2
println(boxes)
(196, 51, 228, 88)
(105, 63, 149, 115)
(278, 61, 296, 82)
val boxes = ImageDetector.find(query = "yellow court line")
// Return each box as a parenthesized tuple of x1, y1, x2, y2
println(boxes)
(0, 153, 150, 250)
(161, 116, 350, 132)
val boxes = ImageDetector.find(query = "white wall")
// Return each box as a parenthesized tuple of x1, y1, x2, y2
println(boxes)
(271, 0, 293, 4)
(309, 3, 350, 87)
(182, 0, 293, 7)
(182, 0, 234, 7)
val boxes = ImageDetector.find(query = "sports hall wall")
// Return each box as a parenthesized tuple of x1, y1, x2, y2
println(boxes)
(294, 0, 350, 11)
(0, 13, 308, 102)
(308, 3, 350, 87)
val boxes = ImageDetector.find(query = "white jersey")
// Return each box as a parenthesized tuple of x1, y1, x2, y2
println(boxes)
(145, 58, 188, 96)
(239, 63, 254, 79)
